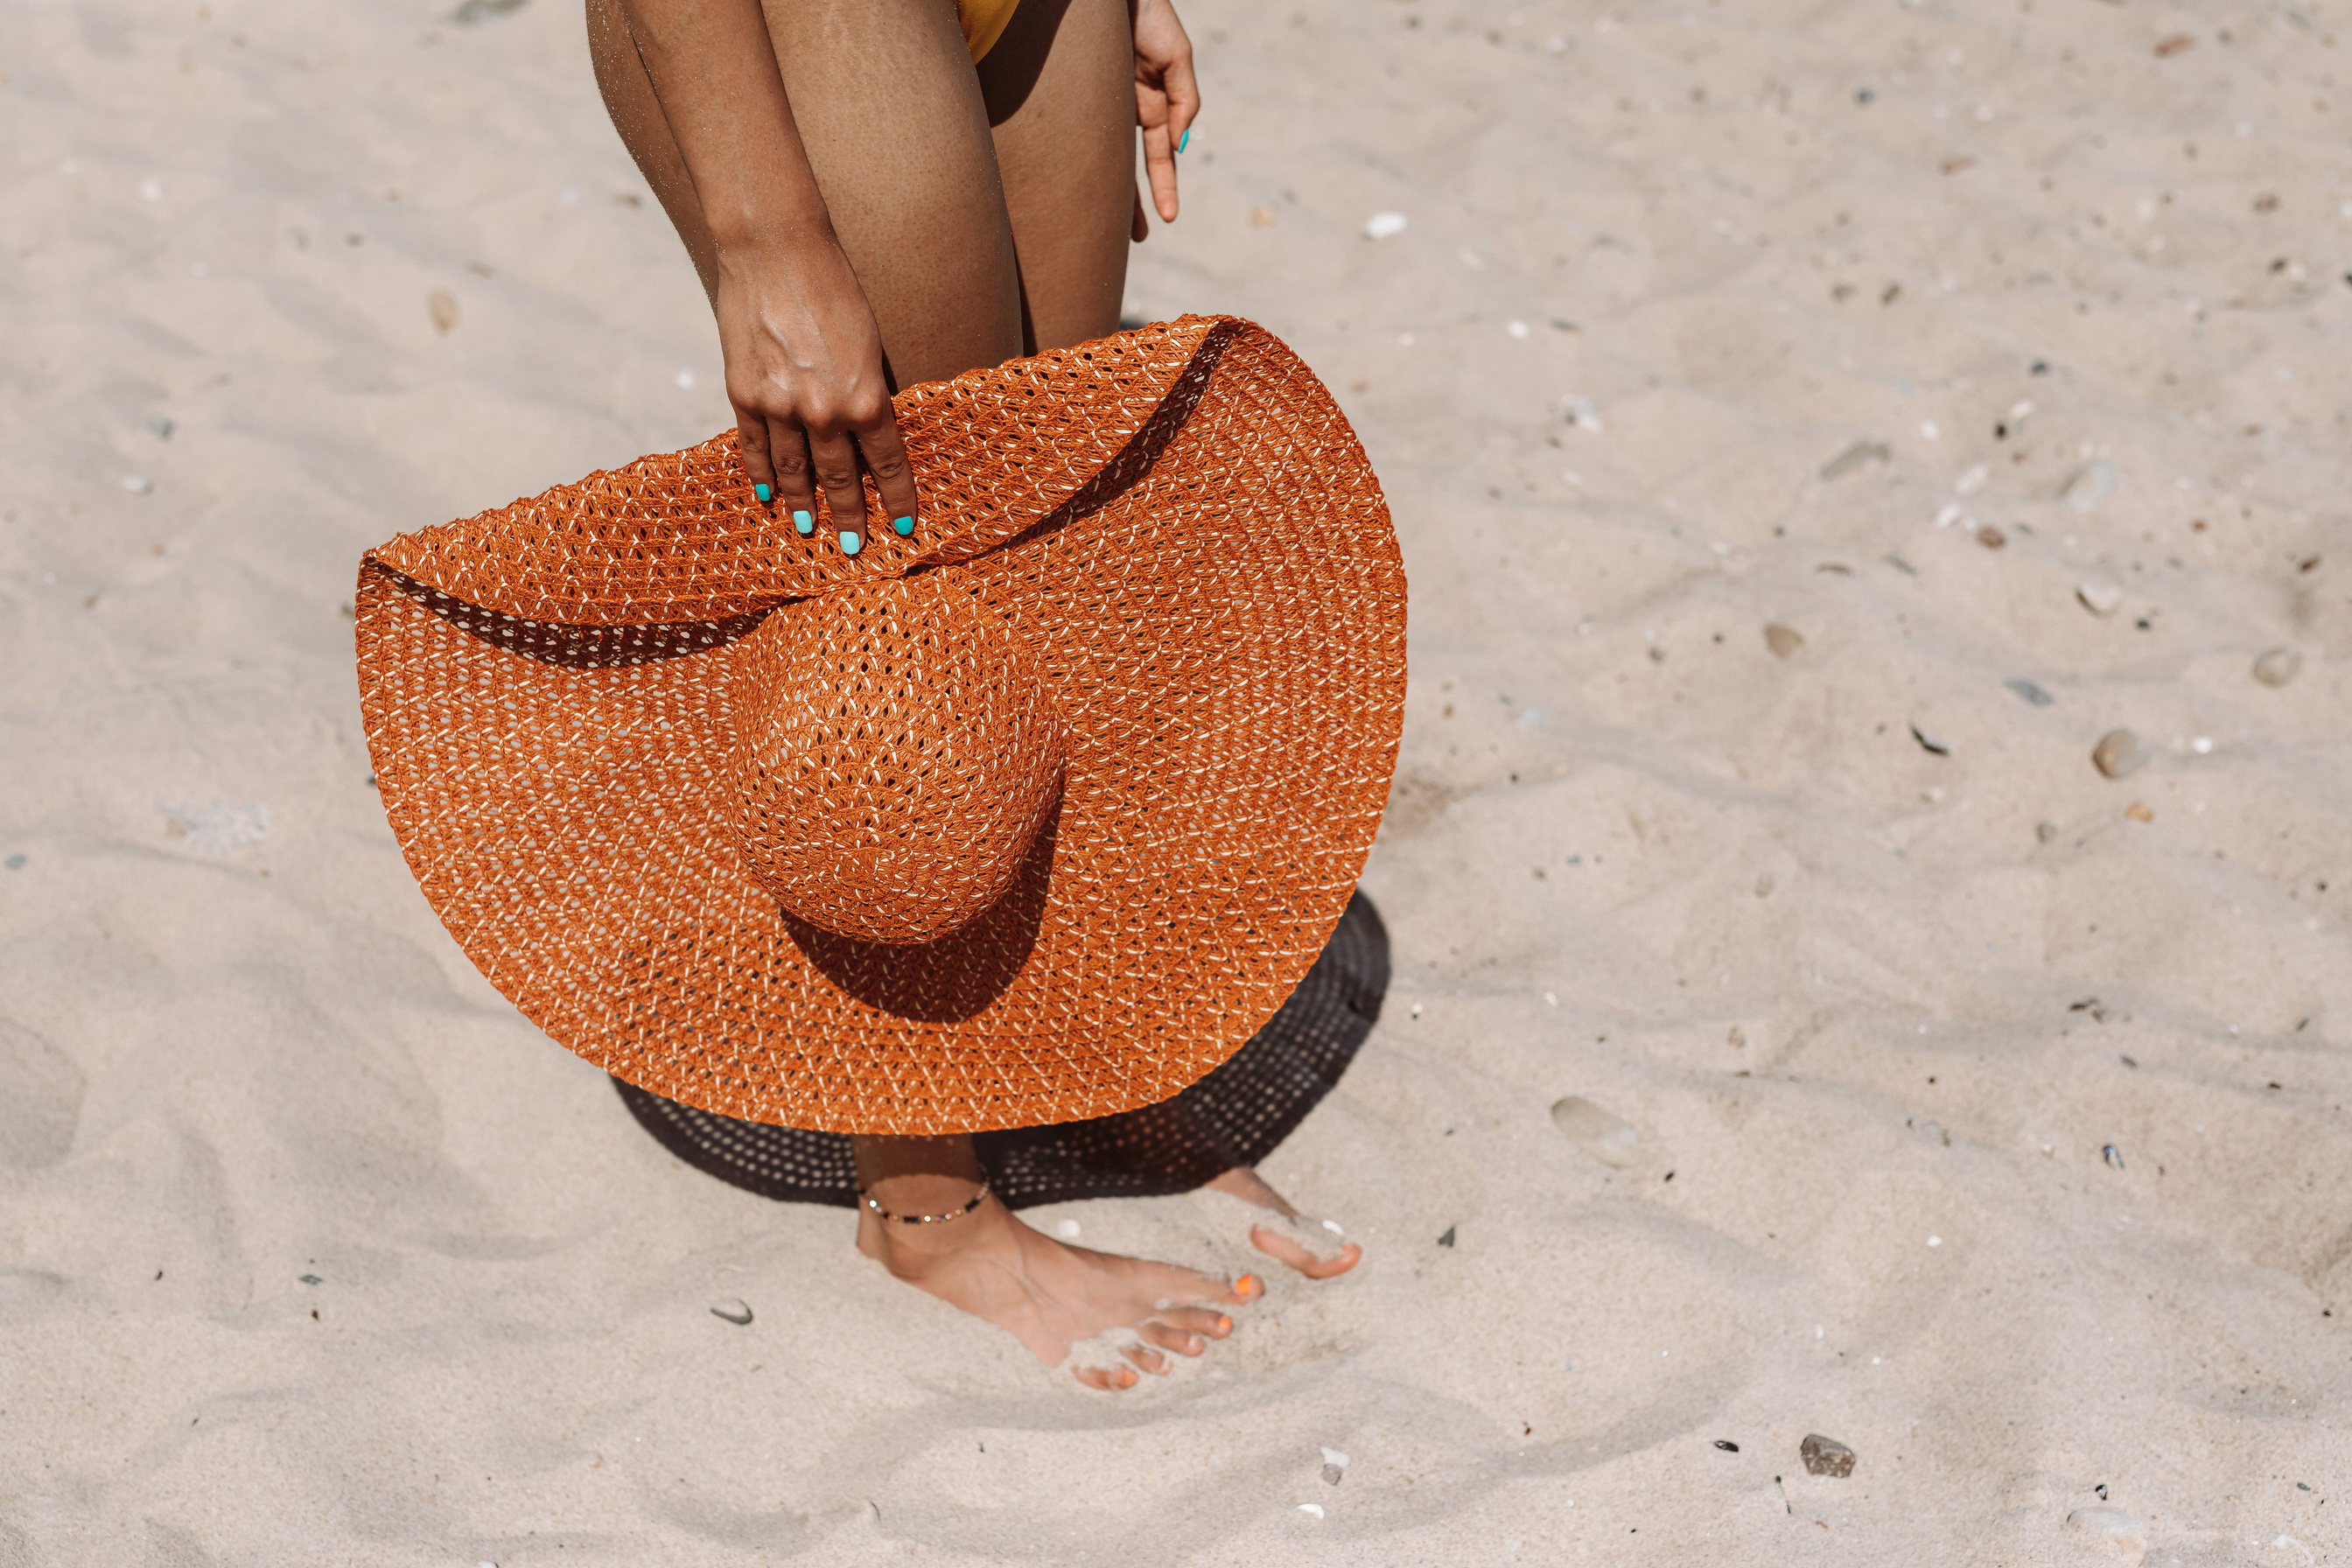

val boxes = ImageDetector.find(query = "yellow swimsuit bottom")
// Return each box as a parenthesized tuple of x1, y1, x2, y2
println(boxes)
(957, 0, 1021, 61)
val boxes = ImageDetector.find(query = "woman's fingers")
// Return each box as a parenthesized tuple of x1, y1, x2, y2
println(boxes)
(765, 415, 818, 536)
(1133, 0, 1197, 223)
(806, 425, 872, 555)
(735, 408, 777, 502)
(851, 405, 920, 541)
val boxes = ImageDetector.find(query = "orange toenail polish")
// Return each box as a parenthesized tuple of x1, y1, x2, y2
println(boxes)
(1217, 1315, 1233, 1334)
(1236, 1273, 1261, 1298)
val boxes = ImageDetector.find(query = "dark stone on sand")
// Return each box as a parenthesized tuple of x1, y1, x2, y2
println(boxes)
(2103, 1144, 2124, 1170)
(2005, 678, 2054, 707)
(1714, 1439, 1740, 1452)
(1322, 1464, 1344, 1485)
(710, 1298, 754, 1326)
(1438, 1225, 1457, 1249)
(1800, 1433, 1856, 1478)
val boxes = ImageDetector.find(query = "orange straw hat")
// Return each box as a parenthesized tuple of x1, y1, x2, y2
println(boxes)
(355, 316, 1406, 1135)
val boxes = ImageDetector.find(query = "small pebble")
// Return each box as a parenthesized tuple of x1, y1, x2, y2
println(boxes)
(2251, 647, 2302, 687)
(1908, 721, 1951, 757)
(1055, 1219, 1081, 1239)
(2035, 822, 2058, 844)
(1714, 1439, 1740, 1452)
(1763, 623, 1805, 660)
(710, 1298, 753, 1326)
(1297, 1503, 1326, 1519)
(1953, 462, 1987, 495)
(1362, 211, 1408, 240)
(1799, 1433, 1856, 1478)
(299, 1274, 323, 1285)
(2062, 459, 2118, 512)
(428, 290, 460, 334)
(147, 416, 175, 439)
(1437, 1225, 1457, 1248)
(2005, 678, 2054, 706)
(4, 854, 24, 870)
(2125, 802, 2153, 822)
(1550, 1097, 1641, 1167)
(1974, 524, 2006, 550)
(1321, 1464, 1345, 1485)
(2091, 729, 2146, 779)
(2076, 582, 2124, 617)
(1818, 439, 1889, 480)
(2103, 1144, 2124, 1170)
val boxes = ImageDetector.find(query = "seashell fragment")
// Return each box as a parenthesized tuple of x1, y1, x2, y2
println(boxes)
(2076, 582, 2124, 616)
(1550, 1096, 1641, 1167)
(2062, 459, 2118, 512)
(1819, 439, 1890, 480)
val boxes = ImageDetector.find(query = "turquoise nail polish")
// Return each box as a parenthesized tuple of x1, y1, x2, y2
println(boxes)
(840, 531, 862, 556)
(1178, 128, 1189, 154)
(793, 509, 814, 536)
(754, 482, 772, 504)
(892, 514, 914, 537)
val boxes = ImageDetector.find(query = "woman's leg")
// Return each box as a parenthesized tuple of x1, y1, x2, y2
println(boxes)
(975, 0, 1137, 351)
(587, 0, 1025, 385)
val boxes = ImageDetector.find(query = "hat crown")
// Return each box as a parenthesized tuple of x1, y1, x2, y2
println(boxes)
(726, 571, 1065, 947)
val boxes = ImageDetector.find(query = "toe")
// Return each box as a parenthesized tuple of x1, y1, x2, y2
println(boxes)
(1122, 1344, 1172, 1376)
(1138, 1320, 1207, 1358)
(1250, 1227, 1363, 1280)
(1155, 1306, 1233, 1339)
(1074, 1364, 1140, 1390)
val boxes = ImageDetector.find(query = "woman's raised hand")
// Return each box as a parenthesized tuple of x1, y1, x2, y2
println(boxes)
(1130, 0, 1200, 241)
(718, 235, 918, 555)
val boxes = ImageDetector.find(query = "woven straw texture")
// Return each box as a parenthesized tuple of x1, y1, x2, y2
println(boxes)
(355, 316, 1405, 1135)
(614, 890, 1388, 1207)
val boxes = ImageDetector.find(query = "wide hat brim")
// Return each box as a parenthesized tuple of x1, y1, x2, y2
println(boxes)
(355, 317, 1406, 1135)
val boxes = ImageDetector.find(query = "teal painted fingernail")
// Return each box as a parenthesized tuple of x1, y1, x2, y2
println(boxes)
(793, 509, 813, 536)
(1178, 128, 1190, 154)
(840, 531, 862, 556)
(754, 482, 772, 504)
(892, 514, 914, 537)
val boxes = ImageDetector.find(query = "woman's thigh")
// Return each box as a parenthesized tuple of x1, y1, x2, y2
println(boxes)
(977, 0, 1135, 353)
(585, 0, 1026, 386)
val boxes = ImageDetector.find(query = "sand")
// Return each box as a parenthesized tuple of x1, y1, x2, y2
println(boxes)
(3, 0, 2348, 1560)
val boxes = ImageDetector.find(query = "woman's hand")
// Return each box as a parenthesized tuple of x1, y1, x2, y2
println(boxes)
(1130, 0, 1200, 241)
(716, 234, 917, 554)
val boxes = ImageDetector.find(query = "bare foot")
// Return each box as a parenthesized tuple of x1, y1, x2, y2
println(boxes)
(859, 1199, 1253, 1388)
(1206, 1165, 1364, 1279)
(853, 1135, 1255, 1389)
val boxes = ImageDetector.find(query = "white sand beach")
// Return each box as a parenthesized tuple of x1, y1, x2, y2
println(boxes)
(3, 0, 2348, 1561)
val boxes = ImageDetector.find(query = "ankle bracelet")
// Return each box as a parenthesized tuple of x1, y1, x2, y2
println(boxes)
(858, 1176, 991, 1224)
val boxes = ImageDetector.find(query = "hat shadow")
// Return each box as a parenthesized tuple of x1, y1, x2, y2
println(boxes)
(774, 797, 1060, 1025)
(612, 888, 1390, 1209)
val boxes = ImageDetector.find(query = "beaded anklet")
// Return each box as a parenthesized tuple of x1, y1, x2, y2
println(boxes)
(858, 1177, 992, 1224)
